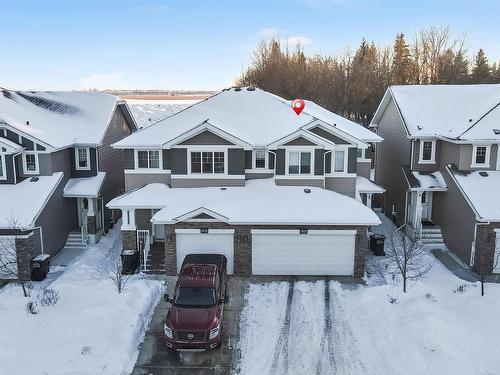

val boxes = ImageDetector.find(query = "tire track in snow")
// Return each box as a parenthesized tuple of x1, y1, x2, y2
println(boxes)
(315, 280, 336, 375)
(269, 279, 295, 375)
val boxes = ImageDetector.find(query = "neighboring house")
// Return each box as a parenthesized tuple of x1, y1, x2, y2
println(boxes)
(0, 88, 137, 280)
(372, 84, 500, 275)
(108, 87, 383, 277)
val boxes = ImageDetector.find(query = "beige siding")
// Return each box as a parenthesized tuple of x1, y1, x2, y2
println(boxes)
(356, 161, 371, 179)
(275, 178, 324, 188)
(375, 99, 411, 224)
(325, 177, 356, 198)
(171, 178, 245, 188)
(125, 173, 171, 191)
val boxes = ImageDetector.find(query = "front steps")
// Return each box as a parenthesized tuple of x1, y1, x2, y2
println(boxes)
(143, 242, 165, 275)
(422, 226, 444, 245)
(64, 232, 88, 249)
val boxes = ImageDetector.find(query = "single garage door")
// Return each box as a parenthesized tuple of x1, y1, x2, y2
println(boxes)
(175, 229, 234, 274)
(252, 229, 356, 276)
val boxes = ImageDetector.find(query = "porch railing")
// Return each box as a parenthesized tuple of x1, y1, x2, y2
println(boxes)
(137, 230, 150, 271)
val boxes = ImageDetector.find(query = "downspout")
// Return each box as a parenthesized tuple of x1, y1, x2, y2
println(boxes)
(410, 139, 415, 170)
(323, 149, 332, 189)
(12, 150, 23, 184)
(268, 149, 277, 177)
(31, 226, 45, 255)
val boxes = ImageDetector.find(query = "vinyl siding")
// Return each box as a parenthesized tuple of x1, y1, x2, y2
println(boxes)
(244, 150, 252, 169)
(314, 149, 324, 175)
(162, 149, 171, 170)
(16, 152, 52, 178)
(275, 178, 324, 188)
(309, 126, 350, 144)
(179, 130, 234, 145)
(0, 154, 15, 184)
(124, 149, 135, 169)
(459, 144, 498, 170)
(356, 161, 371, 179)
(171, 148, 187, 174)
(412, 139, 439, 172)
(325, 177, 356, 197)
(171, 178, 245, 188)
(136, 209, 153, 231)
(70, 147, 98, 178)
(347, 148, 357, 173)
(125, 173, 171, 191)
(228, 148, 245, 175)
(245, 173, 274, 180)
(276, 149, 285, 175)
(283, 137, 316, 146)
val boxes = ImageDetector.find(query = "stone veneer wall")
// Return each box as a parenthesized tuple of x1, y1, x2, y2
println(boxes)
(15, 234, 37, 281)
(474, 222, 500, 275)
(122, 230, 137, 251)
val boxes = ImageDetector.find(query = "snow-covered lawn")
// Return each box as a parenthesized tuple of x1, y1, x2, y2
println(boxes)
(238, 241, 500, 374)
(0, 226, 163, 375)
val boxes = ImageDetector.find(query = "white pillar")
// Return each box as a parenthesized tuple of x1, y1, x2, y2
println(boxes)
(87, 197, 95, 216)
(416, 191, 423, 237)
(366, 193, 373, 209)
(121, 208, 136, 230)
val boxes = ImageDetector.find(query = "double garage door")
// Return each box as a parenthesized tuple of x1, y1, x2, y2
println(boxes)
(175, 229, 356, 276)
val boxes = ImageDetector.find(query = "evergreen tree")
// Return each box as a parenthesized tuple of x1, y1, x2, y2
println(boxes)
(472, 49, 491, 83)
(391, 33, 412, 84)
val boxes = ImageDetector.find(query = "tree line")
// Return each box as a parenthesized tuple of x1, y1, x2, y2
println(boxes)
(238, 27, 500, 125)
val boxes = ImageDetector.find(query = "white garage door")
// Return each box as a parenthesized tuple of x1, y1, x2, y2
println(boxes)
(175, 229, 234, 274)
(0, 237, 18, 279)
(252, 229, 356, 276)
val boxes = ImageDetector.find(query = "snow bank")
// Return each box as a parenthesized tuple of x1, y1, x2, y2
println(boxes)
(0, 224, 163, 375)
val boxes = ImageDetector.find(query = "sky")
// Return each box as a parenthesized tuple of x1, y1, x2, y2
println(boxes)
(1, 0, 499, 91)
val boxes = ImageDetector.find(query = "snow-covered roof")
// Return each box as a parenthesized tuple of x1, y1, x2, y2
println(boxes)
(355, 176, 385, 194)
(0, 137, 22, 153)
(0, 89, 126, 149)
(0, 172, 63, 229)
(107, 179, 380, 226)
(113, 87, 380, 149)
(402, 167, 448, 191)
(126, 99, 199, 129)
(63, 172, 106, 198)
(371, 84, 500, 141)
(447, 165, 500, 221)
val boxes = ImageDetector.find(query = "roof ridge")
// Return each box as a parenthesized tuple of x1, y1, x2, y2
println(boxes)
(457, 100, 500, 139)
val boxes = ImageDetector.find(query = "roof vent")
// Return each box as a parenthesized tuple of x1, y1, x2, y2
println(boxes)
(469, 118, 473, 122)
(26, 120, 30, 125)
(304, 188, 311, 194)
(220, 187, 227, 190)
(479, 171, 489, 177)
(234, 87, 242, 92)
(30, 177, 39, 182)
(493, 129, 500, 135)
(247, 86, 255, 91)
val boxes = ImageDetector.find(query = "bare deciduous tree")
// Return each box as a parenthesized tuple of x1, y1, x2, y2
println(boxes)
(104, 250, 130, 294)
(385, 226, 433, 292)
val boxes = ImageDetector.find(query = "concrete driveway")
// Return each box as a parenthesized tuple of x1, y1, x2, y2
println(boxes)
(132, 276, 247, 375)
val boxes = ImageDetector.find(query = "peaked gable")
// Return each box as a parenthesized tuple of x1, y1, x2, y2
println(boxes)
(179, 130, 234, 145)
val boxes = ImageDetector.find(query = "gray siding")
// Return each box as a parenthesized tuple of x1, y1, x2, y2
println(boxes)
(171, 178, 245, 188)
(437, 141, 460, 169)
(325, 177, 356, 197)
(0, 154, 15, 184)
(314, 149, 324, 175)
(412, 139, 439, 172)
(375, 99, 412, 225)
(70, 147, 98, 178)
(347, 148, 357, 173)
(228, 148, 245, 175)
(458, 144, 498, 170)
(309, 126, 350, 144)
(283, 137, 316, 146)
(124, 149, 135, 169)
(245, 150, 252, 169)
(269, 152, 275, 170)
(136, 209, 153, 231)
(16, 152, 52, 178)
(276, 149, 285, 175)
(171, 148, 187, 174)
(245, 173, 274, 180)
(179, 130, 233, 145)
(6, 129, 18, 143)
(125, 173, 171, 191)
(275, 178, 324, 188)
(357, 161, 371, 179)
(325, 152, 331, 174)
(162, 149, 171, 170)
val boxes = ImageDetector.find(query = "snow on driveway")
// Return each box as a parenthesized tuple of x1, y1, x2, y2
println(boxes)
(0, 225, 163, 375)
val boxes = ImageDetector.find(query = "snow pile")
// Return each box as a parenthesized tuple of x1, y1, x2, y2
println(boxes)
(63, 172, 107, 197)
(126, 99, 199, 128)
(411, 171, 447, 190)
(0, 225, 163, 375)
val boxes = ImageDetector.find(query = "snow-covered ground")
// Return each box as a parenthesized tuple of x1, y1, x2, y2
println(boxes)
(237, 216, 500, 375)
(0, 225, 163, 375)
(126, 99, 200, 128)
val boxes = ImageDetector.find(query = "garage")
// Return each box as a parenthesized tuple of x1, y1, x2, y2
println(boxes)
(175, 229, 235, 274)
(251, 229, 356, 276)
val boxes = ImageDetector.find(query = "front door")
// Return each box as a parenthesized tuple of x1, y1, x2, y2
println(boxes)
(421, 192, 433, 221)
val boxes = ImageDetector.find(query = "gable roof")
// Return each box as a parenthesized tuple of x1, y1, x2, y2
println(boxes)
(371, 84, 500, 141)
(113, 87, 380, 149)
(0, 88, 136, 149)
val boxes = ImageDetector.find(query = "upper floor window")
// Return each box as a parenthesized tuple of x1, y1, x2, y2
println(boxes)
(75, 147, 90, 170)
(0, 154, 6, 180)
(288, 151, 311, 174)
(190, 151, 225, 174)
(334, 150, 346, 172)
(471, 145, 491, 167)
(418, 140, 436, 164)
(137, 150, 160, 169)
(254, 150, 267, 169)
(23, 152, 39, 174)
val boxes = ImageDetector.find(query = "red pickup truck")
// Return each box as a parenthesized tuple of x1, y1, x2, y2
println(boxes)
(163, 254, 228, 351)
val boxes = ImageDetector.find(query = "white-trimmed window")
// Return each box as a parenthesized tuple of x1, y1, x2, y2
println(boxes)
(287, 151, 312, 175)
(136, 150, 160, 169)
(471, 145, 491, 167)
(23, 152, 39, 174)
(0, 154, 6, 180)
(418, 140, 436, 164)
(254, 150, 267, 169)
(190, 151, 225, 174)
(75, 147, 90, 170)
(334, 150, 347, 172)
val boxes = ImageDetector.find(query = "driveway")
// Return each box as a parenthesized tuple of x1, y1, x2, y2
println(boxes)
(132, 276, 247, 375)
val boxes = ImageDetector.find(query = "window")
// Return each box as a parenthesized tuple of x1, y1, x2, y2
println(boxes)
(23, 152, 38, 174)
(288, 151, 311, 174)
(137, 150, 160, 169)
(357, 149, 363, 158)
(75, 147, 90, 170)
(334, 150, 345, 172)
(0, 155, 5, 180)
(418, 140, 436, 163)
(255, 150, 266, 169)
(472, 145, 490, 167)
(190, 151, 225, 174)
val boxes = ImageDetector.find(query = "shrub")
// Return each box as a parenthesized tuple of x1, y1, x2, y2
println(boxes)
(37, 287, 60, 307)
(26, 301, 38, 315)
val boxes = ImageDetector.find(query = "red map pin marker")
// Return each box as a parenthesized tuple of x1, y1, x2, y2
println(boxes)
(292, 98, 305, 115)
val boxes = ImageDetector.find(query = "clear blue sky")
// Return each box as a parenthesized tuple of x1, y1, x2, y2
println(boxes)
(1, 0, 499, 91)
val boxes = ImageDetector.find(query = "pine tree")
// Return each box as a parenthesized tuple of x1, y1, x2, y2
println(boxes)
(472, 49, 491, 83)
(391, 33, 412, 84)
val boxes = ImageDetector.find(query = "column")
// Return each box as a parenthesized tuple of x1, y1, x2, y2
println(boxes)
(366, 193, 373, 209)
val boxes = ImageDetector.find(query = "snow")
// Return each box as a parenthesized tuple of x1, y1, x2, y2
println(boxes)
(63, 172, 107, 198)
(411, 171, 447, 190)
(356, 176, 385, 193)
(0, 89, 119, 148)
(448, 166, 500, 221)
(126, 99, 199, 128)
(113, 87, 378, 149)
(0, 223, 163, 375)
(107, 178, 381, 226)
(386, 84, 500, 140)
(0, 172, 63, 228)
(0, 137, 22, 152)
(33, 254, 50, 261)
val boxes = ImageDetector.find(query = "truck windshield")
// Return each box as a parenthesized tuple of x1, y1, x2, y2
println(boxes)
(174, 287, 216, 307)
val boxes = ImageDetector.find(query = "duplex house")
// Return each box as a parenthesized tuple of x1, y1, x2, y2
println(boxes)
(108, 87, 383, 277)
(372, 84, 500, 275)
(0, 89, 137, 279)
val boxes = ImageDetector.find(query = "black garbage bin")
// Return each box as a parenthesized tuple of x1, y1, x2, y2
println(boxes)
(31, 254, 51, 281)
(369, 234, 386, 256)
(121, 250, 139, 274)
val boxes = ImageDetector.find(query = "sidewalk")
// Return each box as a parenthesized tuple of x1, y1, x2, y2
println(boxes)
(430, 248, 479, 282)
